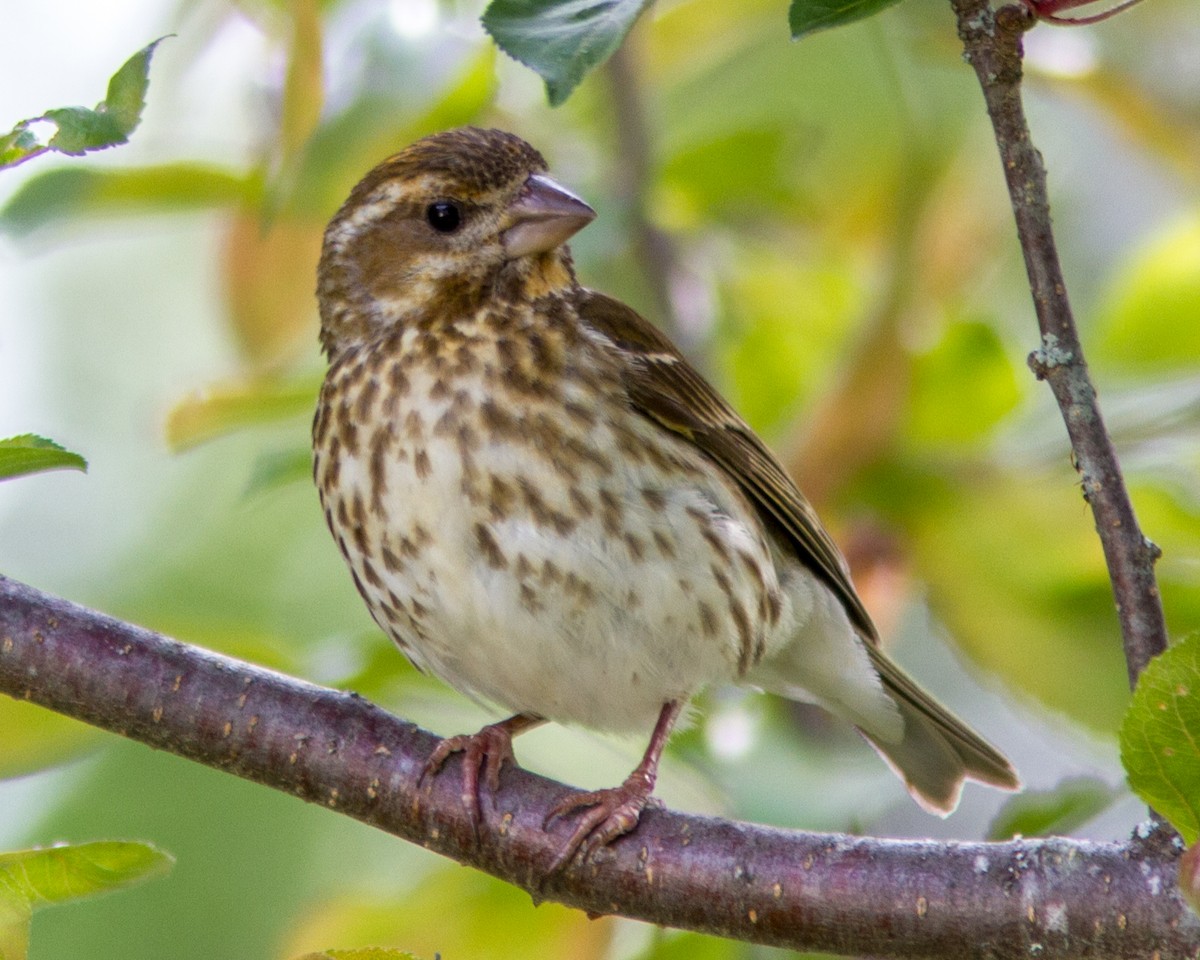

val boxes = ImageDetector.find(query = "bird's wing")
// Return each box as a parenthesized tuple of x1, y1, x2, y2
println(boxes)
(577, 289, 877, 641)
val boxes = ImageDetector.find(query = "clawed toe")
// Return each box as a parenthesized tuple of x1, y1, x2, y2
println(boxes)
(544, 779, 656, 874)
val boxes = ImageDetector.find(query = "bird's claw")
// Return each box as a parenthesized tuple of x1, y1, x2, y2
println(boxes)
(544, 776, 660, 874)
(419, 721, 517, 837)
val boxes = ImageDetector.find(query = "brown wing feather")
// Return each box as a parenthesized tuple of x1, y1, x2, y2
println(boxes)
(576, 289, 876, 641)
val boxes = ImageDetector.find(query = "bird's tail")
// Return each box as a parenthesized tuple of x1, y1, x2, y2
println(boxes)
(859, 643, 1021, 815)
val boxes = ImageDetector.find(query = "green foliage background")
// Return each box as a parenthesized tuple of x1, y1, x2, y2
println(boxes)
(1, 0, 1198, 957)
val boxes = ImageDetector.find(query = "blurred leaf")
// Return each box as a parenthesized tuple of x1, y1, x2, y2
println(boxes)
(220, 211, 325, 364)
(0, 841, 173, 906)
(1120, 633, 1200, 843)
(907, 320, 1021, 446)
(987, 777, 1117, 840)
(246, 448, 315, 496)
(165, 376, 319, 451)
(281, 0, 325, 159)
(0, 886, 31, 960)
(890, 465, 1131, 730)
(0, 841, 172, 959)
(1, 164, 251, 236)
(482, 0, 652, 106)
(0, 435, 87, 481)
(0, 699, 102, 780)
(0, 38, 167, 169)
(789, 0, 903, 38)
(1094, 211, 1200, 375)
(295, 951, 423, 960)
(630, 930, 739, 960)
(284, 865, 613, 960)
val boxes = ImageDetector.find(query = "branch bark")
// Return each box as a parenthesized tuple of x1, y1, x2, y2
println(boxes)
(1, 574, 1194, 959)
(950, 0, 1169, 688)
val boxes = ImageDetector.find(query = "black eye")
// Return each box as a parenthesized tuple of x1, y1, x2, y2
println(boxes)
(426, 201, 462, 233)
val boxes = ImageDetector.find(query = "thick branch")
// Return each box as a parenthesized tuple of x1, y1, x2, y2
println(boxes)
(950, 0, 1168, 687)
(1, 574, 1193, 958)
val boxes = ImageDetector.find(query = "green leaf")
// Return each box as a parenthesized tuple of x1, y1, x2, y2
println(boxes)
(0, 435, 87, 481)
(245, 448, 314, 497)
(482, 0, 652, 106)
(1120, 633, 1200, 843)
(0, 842, 173, 960)
(0, 37, 167, 169)
(987, 777, 1117, 840)
(789, 0, 904, 39)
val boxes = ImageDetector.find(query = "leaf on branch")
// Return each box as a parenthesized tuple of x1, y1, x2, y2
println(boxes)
(1120, 633, 1200, 844)
(0, 842, 173, 960)
(788, 0, 904, 39)
(987, 776, 1117, 840)
(0, 37, 168, 170)
(482, 0, 652, 106)
(0, 435, 87, 482)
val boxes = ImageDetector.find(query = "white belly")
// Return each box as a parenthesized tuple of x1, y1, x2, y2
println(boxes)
(315, 341, 786, 734)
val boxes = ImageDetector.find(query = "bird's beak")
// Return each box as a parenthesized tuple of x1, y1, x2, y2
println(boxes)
(502, 174, 596, 259)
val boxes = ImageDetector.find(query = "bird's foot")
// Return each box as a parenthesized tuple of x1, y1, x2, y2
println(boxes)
(420, 713, 542, 838)
(543, 769, 660, 874)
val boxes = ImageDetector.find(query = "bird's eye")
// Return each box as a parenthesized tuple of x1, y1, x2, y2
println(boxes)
(425, 201, 462, 233)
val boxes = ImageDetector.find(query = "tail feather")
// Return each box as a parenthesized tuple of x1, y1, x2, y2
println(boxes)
(860, 644, 1021, 815)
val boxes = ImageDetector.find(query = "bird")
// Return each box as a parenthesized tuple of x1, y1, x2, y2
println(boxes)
(312, 126, 1020, 870)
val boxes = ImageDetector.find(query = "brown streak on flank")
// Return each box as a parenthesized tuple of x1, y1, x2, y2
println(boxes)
(396, 534, 419, 560)
(541, 560, 562, 584)
(381, 546, 402, 573)
(429, 377, 451, 401)
(433, 409, 457, 437)
(369, 428, 389, 512)
(474, 522, 508, 570)
(481, 399, 519, 437)
(598, 489, 622, 537)
(339, 410, 360, 457)
(624, 533, 646, 561)
(413, 448, 431, 480)
(767, 588, 783, 625)
(355, 375, 379, 421)
(413, 523, 433, 547)
(514, 554, 534, 580)
(336, 498, 350, 529)
(567, 486, 593, 518)
(730, 598, 754, 676)
(321, 455, 341, 492)
(361, 556, 384, 589)
(489, 474, 517, 520)
(640, 487, 666, 511)
(519, 582, 541, 613)
(403, 409, 424, 441)
(697, 601, 719, 638)
(652, 530, 676, 559)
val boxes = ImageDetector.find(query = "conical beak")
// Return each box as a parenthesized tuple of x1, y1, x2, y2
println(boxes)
(502, 174, 596, 259)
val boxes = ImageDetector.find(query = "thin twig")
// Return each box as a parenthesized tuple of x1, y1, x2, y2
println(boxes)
(0, 574, 1193, 958)
(950, 0, 1169, 688)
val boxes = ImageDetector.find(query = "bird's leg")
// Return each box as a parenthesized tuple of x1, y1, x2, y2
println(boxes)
(544, 700, 683, 873)
(420, 712, 545, 835)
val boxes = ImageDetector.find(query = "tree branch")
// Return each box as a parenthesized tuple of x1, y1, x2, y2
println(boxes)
(1, 574, 1193, 958)
(950, 0, 1169, 688)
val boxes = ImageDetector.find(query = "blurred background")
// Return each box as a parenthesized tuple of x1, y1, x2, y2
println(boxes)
(1, 0, 1198, 956)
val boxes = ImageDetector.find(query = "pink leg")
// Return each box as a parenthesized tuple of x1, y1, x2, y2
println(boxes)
(544, 700, 683, 873)
(420, 712, 545, 835)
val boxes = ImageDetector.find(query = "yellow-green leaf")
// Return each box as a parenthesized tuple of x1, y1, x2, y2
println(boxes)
(0, 435, 87, 482)
(165, 377, 319, 451)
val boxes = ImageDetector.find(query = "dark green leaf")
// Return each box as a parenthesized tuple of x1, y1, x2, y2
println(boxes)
(789, 0, 903, 39)
(1120, 633, 1200, 844)
(482, 0, 651, 106)
(987, 777, 1116, 840)
(42, 106, 128, 155)
(0, 435, 87, 481)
